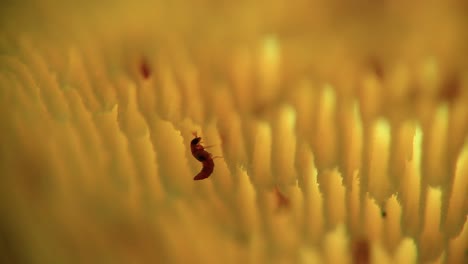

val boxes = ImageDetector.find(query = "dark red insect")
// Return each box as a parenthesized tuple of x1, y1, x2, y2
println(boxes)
(190, 132, 215, 180)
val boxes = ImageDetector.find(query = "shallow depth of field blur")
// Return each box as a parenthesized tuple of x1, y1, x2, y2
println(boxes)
(0, 0, 467, 263)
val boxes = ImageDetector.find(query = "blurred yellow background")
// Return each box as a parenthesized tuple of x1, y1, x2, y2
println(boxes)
(0, 0, 467, 263)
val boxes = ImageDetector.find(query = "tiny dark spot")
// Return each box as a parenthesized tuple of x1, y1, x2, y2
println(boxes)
(352, 238, 370, 264)
(381, 210, 387, 218)
(140, 59, 151, 79)
(439, 73, 461, 102)
(368, 57, 384, 80)
(275, 187, 290, 210)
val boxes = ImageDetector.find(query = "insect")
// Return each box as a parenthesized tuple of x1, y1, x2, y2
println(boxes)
(190, 132, 217, 180)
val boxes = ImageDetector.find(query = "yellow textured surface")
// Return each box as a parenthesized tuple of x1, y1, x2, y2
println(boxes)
(0, 0, 467, 263)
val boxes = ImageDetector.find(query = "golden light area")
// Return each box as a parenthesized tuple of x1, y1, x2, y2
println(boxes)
(0, 0, 467, 263)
